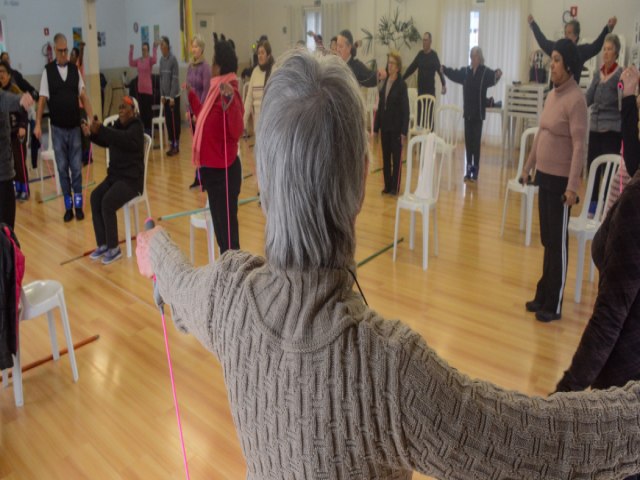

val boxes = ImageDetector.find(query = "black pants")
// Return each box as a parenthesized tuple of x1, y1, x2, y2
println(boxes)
(587, 130, 621, 203)
(534, 171, 570, 315)
(164, 97, 181, 149)
(381, 130, 403, 193)
(138, 94, 153, 133)
(200, 158, 242, 254)
(464, 118, 483, 177)
(0, 180, 16, 229)
(90, 177, 139, 249)
(11, 136, 28, 184)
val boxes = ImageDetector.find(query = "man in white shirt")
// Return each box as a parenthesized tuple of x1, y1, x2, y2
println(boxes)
(34, 33, 93, 222)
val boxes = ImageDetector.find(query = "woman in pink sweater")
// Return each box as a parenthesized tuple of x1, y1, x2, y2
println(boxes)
(188, 38, 244, 253)
(129, 41, 158, 135)
(521, 39, 587, 323)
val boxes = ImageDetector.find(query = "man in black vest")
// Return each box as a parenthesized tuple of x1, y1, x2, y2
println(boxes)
(34, 33, 93, 222)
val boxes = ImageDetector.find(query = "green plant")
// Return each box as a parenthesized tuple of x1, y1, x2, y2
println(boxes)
(360, 7, 421, 55)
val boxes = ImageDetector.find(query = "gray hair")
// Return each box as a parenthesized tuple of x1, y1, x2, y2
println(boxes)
(53, 33, 67, 44)
(191, 33, 205, 52)
(470, 46, 484, 65)
(605, 33, 621, 59)
(256, 50, 368, 270)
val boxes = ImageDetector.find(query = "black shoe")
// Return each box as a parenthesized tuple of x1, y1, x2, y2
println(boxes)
(75, 208, 85, 221)
(189, 180, 200, 190)
(381, 189, 389, 195)
(63, 209, 74, 222)
(535, 311, 561, 323)
(166, 148, 177, 157)
(525, 300, 543, 312)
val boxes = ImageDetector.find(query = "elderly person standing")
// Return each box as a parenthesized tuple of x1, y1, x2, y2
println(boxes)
(187, 38, 243, 253)
(159, 36, 180, 157)
(442, 47, 502, 182)
(243, 40, 273, 136)
(129, 41, 158, 136)
(185, 34, 211, 190)
(137, 49, 640, 480)
(585, 33, 623, 216)
(521, 39, 587, 323)
(336, 30, 379, 87)
(403, 32, 446, 98)
(374, 51, 409, 195)
(34, 33, 94, 222)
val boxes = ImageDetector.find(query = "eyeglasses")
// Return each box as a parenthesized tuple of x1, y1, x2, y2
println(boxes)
(56, 48, 68, 54)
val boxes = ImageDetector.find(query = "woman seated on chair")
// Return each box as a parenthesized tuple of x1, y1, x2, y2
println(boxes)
(82, 96, 145, 265)
(136, 50, 640, 480)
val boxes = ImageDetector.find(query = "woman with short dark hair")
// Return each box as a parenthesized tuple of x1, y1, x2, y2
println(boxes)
(187, 38, 243, 253)
(243, 40, 273, 135)
(129, 40, 158, 135)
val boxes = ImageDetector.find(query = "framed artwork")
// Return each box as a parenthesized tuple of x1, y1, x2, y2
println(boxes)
(72, 27, 83, 49)
(0, 17, 7, 54)
(141, 25, 149, 46)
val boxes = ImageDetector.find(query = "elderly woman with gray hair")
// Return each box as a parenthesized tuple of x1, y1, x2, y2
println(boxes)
(136, 50, 640, 479)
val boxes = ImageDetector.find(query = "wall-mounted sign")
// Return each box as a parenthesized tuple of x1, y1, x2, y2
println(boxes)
(134, 22, 139, 33)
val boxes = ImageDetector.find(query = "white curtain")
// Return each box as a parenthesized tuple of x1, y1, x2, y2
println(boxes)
(321, 1, 356, 43)
(440, 0, 472, 138)
(479, 0, 526, 144)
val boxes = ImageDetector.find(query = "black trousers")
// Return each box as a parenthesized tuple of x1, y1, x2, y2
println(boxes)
(90, 177, 139, 249)
(200, 157, 242, 254)
(381, 130, 403, 193)
(164, 97, 181, 149)
(0, 180, 16, 229)
(587, 130, 621, 203)
(11, 136, 28, 184)
(138, 94, 153, 133)
(464, 118, 483, 177)
(534, 171, 570, 315)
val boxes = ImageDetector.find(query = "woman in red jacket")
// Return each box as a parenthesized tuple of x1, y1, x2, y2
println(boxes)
(188, 38, 243, 253)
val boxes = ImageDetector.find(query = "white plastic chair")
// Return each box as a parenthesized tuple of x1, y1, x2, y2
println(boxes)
(123, 134, 152, 258)
(392, 133, 444, 270)
(569, 154, 620, 303)
(408, 94, 436, 142)
(500, 127, 539, 246)
(435, 104, 462, 190)
(190, 200, 216, 265)
(2, 280, 79, 407)
(151, 101, 166, 159)
(38, 117, 61, 196)
(100, 114, 119, 168)
(408, 87, 418, 130)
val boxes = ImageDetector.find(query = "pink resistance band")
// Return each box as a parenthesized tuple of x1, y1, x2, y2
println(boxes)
(19, 140, 29, 196)
(221, 88, 232, 250)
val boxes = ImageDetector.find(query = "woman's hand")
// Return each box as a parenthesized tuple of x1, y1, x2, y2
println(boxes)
(89, 117, 102, 135)
(18, 127, 26, 140)
(220, 83, 234, 97)
(563, 190, 578, 207)
(136, 226, 163, 278)
(621, 65, 639, 97)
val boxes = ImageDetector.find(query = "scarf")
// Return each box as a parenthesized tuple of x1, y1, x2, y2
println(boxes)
(192, 72, 238, 168)
(600, 62, 618, 76)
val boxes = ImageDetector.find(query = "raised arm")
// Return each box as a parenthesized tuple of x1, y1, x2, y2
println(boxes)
(397, 330, 640, 479)
(579, 19, 616, 64)
(441, 65, 467, 85)
(91, 119, 144, 152)
(129, 45, 137, 68)
(402, 53, 420, 81)
(620, 66, 639, 176)
(528, 17, 554, 56)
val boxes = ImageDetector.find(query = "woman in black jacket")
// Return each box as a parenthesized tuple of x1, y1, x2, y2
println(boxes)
(82, 96, 145, 265)
(374, 51, 409, 195)
(442, 47, 502, 182)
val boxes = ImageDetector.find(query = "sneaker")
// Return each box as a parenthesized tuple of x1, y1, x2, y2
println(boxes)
(89, 245, 108, 260)
(75, 207, 85, 221)
(17, 192, 29, 202)
(63, 209, 74, 222)
(102, 247, 123, 265)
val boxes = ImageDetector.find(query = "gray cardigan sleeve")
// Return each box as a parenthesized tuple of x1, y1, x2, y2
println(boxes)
(0, 89, 22, 112)
(397, 330, 640, 479)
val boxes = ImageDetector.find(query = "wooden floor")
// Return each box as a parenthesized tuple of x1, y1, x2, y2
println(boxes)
(0, 128, 599, 479)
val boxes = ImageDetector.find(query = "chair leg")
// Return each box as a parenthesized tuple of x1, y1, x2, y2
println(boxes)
(525, 189, 535, 247)
(409, 211, 416, 250)
(447, 150, 452, 191)
(432, 208, 438, 257)
(13, 351, 23, 407)
(500, 189, 510, 237)
(519, 195, 526, 231)
(423, 211, 430, 271)
(589, 258, 596, 283)
(207, 218, 215, 264)
(124, 206, 132, 258)
(574, 237, 586, 303)
(392, 205, 401, 262)
(58, 291, 79, 382)
(133, 204, 140, 236)
(2, 368, 8, 388)
(47, 311, 60, 360)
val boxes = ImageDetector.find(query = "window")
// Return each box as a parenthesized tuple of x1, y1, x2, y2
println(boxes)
(469, 11, 479, 51)
(305, 8, 321, 51)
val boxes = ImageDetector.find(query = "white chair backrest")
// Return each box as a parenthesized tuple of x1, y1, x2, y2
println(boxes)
(436, 104, 462, 146)
(141, 134, 152, 195)
(408, 88, 418, 123)
(403, 133, 439, 200)
(44, 117, 54, 152)
(157, 101, 164, 119)
(515, 127, 539, 180)
(577, 154, 621, 223)
(366, 87, 378, 109)
(415, 94, 436, 131)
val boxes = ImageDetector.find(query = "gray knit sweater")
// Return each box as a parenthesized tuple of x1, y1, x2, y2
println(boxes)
(0, 89, 20, 181)
(151, 231, 640, 479)
(586, 67, 623, 133)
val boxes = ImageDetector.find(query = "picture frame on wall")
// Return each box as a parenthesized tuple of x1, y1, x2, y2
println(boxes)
(0, 16, 7, 53)
(141, 25, 149, 46)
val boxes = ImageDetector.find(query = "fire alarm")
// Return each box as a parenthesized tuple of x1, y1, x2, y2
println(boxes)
(44, 27, 49, 36)
(570, 6, 578, 17)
